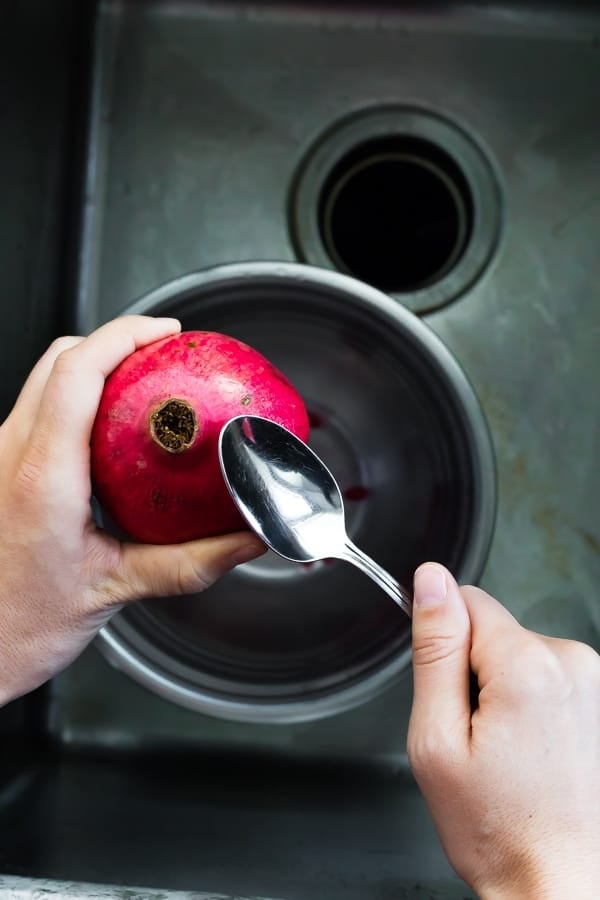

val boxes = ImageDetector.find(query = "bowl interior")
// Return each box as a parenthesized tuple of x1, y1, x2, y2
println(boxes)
(110, 273, 484, 707)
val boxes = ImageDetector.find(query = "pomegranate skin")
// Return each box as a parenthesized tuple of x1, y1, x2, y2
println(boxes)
(91, 330, 309, 544)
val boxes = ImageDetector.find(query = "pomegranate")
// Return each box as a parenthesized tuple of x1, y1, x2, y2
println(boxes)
(91, 330, 309, 544)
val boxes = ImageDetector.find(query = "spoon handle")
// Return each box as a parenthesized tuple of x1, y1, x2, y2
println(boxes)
(341, 540, 413, 619)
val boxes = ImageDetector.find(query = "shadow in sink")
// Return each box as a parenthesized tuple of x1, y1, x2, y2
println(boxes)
(2, 0, 600, 898)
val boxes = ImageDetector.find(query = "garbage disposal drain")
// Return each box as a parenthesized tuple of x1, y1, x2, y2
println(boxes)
(319, 136, 473, 293)
(290, 108, 502, 314)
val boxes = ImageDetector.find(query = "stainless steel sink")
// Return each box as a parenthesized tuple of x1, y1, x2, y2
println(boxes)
(2, 1, 599, 898)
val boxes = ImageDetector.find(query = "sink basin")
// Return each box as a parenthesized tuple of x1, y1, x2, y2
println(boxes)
(1, 1, 599, 898)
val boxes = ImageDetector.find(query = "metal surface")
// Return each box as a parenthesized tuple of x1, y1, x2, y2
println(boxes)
(96, 262, 495, 723)
(0, 0, 87, 419)
(219, 415, 413, 617)
(1, 2, 599, 899)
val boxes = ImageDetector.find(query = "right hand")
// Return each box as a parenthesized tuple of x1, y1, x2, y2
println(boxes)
(408, 563, 600, 900)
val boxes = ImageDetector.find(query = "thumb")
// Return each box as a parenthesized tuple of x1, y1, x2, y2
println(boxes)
(408, 563, 472, 756)
(102, 531, 266, 605)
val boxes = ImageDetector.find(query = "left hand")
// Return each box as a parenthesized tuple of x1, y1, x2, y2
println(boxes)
(0, 316, 265, 707)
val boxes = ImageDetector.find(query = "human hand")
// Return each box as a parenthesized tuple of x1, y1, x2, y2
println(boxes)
(408, 563, 600, 900)
(0, 316, 265, 707)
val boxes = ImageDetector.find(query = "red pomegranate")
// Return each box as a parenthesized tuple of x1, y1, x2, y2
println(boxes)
(91, 330, 309, 544)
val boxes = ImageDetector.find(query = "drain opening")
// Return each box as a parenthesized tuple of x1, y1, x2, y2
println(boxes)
(290, 107, 502, 314)
(318, 136, 474, 294)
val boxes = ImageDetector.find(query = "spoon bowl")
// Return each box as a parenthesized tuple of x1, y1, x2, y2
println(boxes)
(219, 415, 412, 618)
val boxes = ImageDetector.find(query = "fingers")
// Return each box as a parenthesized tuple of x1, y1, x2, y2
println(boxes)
(408, 563, 472, 759)
(98, 531, 266, 606)
(27, 316, 181, 474)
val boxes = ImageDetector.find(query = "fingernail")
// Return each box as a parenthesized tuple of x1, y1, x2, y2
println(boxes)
(414, 564, 448, 608)
(230, 540, 267, 566)
(155, 317, 181, 329)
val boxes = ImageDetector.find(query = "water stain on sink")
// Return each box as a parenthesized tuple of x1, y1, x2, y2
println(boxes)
(532, 505, 571, 580)
(574, 525, 600, 557)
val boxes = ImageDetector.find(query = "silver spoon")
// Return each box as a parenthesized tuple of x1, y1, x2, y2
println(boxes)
(218, 415, 412, 619)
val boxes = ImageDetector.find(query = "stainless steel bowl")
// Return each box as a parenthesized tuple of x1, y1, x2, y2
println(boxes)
(97, 262, 496, 723)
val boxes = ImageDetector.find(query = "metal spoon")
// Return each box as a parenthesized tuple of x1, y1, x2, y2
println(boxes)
(218, 415, 412, 619)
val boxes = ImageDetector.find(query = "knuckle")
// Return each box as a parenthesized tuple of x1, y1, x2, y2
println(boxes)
(499, 636, 600, 709)
(91, 570, 132, 611)
(14, 453, 46, 500)
(51, 346, 81, 377)
(413, 632, 464, 668)
(517, 634, 554, 666)
(48, 335, 83, 356)
(175, 556, 213, 595)
(560, 639, 600, 678)
(407, 728, 440, 772)
(407, 726, 461, 782)
(501, 636, 566, 701)
(44, 336, 85, 375)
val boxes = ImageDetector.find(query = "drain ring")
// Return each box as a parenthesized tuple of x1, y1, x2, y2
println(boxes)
(321, 147, 472, 293)
(289, 107, 502, 314)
